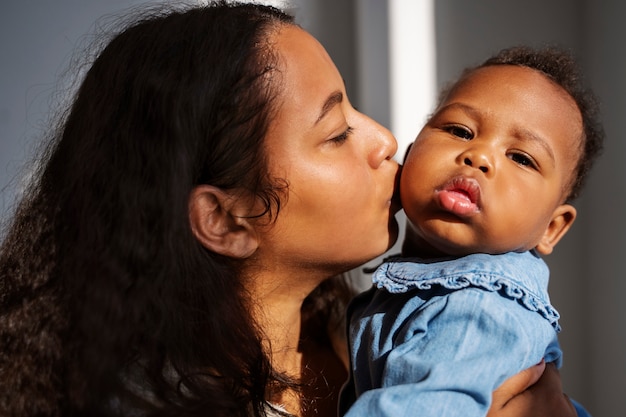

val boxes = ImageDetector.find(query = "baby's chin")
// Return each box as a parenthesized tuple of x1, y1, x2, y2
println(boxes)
(403, 221, 524, 258)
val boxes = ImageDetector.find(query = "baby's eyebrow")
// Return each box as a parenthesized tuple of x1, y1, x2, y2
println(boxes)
(435, 102, 481, 120)
(515, 127, 556, 165)
(438, 102, 557, 164)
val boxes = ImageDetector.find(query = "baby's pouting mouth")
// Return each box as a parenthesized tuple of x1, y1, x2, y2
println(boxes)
(436, 176, 481, 216)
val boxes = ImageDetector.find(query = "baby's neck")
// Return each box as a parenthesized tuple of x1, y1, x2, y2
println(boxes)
(401, 229, 494, 259)
(401, 231, 453, 259)
(401, 233, 526, 260)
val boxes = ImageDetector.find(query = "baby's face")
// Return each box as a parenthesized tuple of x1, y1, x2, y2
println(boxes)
(401, 65, 581, 256)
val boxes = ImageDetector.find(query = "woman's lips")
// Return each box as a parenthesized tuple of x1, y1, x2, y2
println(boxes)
(390, 165, 403, 211)
(436, 176, 481, 217)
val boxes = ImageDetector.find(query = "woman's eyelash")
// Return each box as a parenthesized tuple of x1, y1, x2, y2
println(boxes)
(330, 126, 353, 144)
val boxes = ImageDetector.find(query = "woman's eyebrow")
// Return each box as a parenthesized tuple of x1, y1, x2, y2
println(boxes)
(315, 91, 343, 124)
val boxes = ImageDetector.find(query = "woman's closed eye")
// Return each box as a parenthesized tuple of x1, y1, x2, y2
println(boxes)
(328, 126, 353, 145)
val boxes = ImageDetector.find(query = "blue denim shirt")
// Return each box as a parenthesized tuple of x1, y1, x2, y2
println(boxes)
(339, 251, 591, 417)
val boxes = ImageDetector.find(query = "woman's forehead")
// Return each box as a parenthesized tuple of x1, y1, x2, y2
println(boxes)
(270, 26, 345, 125)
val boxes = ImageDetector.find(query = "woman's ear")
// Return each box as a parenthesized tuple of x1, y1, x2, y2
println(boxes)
(188, 185, 259, 258)
(535, 204, 577, 255)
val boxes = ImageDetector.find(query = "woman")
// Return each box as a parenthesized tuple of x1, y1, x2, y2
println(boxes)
(0, 2, 577, 416)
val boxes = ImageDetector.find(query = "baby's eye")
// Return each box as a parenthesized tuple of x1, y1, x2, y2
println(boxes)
(509, 152, 537, 169)
(444, 125, 474, 140)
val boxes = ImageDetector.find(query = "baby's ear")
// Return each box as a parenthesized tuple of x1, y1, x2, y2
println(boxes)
(188, 185, 259, 258)
(535, 204, 577, 255)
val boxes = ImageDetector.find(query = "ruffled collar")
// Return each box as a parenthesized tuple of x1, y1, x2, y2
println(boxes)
(372, 251, 561, 331)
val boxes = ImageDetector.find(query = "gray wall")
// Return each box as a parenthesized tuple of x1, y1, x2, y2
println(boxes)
(584, 2, 626, 415)
(1, 1, 623, 415)
(1, 0, 152, 219)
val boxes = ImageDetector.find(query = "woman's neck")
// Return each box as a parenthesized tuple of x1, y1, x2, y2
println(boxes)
(249, 269, 311, 415)
(249, 269, 347, 416)
(254, 287, 304, 376)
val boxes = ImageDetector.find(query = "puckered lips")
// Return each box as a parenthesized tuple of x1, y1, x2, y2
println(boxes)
(436, 176, 481, 217)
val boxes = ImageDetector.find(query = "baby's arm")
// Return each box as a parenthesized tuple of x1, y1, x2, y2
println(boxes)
(345, 362, 577, 417)
(345, 288, 556, 417)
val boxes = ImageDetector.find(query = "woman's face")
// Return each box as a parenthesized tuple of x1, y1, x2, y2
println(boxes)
(258, 26, 399, 278)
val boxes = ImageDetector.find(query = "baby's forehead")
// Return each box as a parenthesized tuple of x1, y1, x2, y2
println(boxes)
(561, 131, 585, 197)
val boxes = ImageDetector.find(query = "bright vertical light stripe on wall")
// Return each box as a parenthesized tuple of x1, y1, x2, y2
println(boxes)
(388, 0, 436, 160)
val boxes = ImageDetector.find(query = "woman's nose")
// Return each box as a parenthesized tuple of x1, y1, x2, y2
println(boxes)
(367, 118, 398, 168)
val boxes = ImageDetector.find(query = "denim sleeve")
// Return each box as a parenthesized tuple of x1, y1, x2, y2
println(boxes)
(343, 288, 560, 417)
(572, 399, 593, 417)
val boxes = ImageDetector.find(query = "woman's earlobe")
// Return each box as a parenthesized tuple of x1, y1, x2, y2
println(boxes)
(188, 185, 259, 258)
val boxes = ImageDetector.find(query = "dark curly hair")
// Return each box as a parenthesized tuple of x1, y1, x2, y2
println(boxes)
(440, 46, 604, 202)
(0, 2, 351, 416)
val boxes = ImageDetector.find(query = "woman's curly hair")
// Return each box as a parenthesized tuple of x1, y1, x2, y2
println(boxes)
(0, 2, 347, 416)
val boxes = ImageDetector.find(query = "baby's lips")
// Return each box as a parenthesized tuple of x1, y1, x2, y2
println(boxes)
(437, 189, 479, 216)
(443, 176, 481, 204)
(437, 176, 481, 216)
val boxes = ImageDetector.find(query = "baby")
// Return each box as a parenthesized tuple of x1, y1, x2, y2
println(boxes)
(340, 46, 603, 417)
